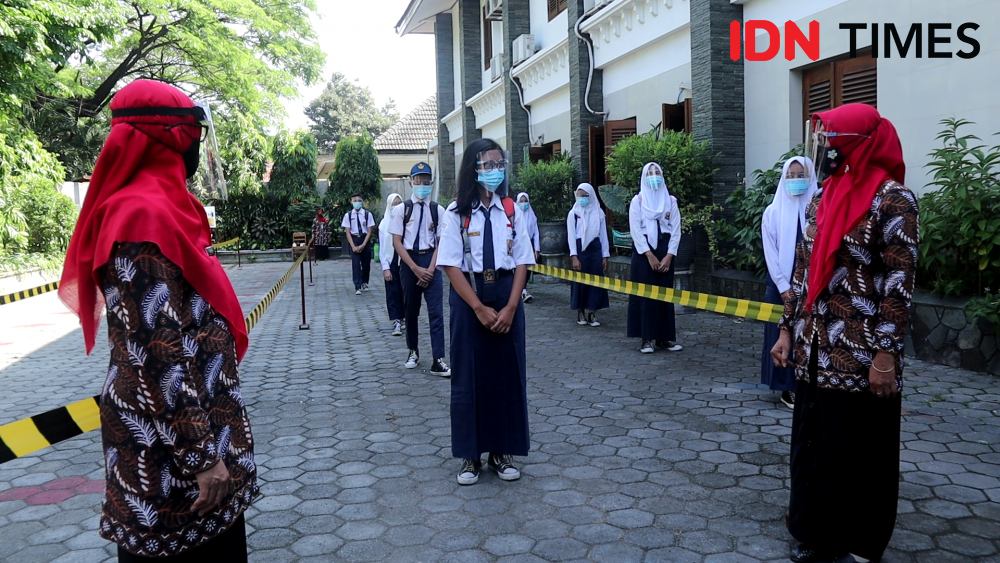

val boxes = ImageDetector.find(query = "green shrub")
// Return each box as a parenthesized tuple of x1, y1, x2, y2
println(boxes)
(19, 184, 77, 253)
(268, 129, 320, 201)
(601, 129, 714, 210)
(920, 118, 1000, 297)
(717, 146, 804, 278)
(327, 133, 381, 216)
(512, 153, 575, 222)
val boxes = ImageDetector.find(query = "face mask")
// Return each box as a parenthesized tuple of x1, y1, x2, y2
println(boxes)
(413, 186, 432, 200)
(477, 170, 505, 193)
(577, 197, 590, 208)
(519, 202, 529, 211)
(817, 146, 847, 178)
(183, 138, 201, 179)
(785, 178, 810, 196)
(647, 176, 664, 190)
(353, 202, 363, 210)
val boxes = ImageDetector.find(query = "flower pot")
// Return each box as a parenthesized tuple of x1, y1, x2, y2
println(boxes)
(674, 231, 696, 271)
(538, 221, 568, 255)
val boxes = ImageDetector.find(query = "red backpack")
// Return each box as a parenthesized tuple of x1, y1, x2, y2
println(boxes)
(460, 197, 516, 231)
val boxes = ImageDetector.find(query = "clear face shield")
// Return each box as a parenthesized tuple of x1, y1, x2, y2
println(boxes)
(809, 118, 870, 180)
(192, 102, 227, 201)
(475, 149, 509, 196)
(642, 164, 666, 191)
(409, 173, 434, 200)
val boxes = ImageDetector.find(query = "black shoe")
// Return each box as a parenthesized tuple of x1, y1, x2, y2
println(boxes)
(457, 459, 480, 485)
(790, 545, 838, 563)
(781, 391, 795, 409)
(431, 358, 451, 377)
(487, 453, 520, 481)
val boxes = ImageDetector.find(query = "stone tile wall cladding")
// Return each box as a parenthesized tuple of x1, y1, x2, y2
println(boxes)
(710, 269, 1000, 378)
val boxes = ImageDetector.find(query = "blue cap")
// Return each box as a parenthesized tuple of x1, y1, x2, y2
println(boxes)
(410, 162, 432, 177)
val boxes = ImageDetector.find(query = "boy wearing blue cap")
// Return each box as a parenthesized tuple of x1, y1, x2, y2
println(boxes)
(389, 163, 450, 376)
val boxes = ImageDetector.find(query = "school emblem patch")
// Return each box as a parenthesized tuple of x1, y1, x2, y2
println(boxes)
(484, 269, 496, 283)
(507, 239, 513, 256)
(664, 212, 670, 220)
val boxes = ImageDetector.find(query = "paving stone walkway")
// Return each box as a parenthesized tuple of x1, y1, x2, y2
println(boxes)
(0, 259, 998, 562)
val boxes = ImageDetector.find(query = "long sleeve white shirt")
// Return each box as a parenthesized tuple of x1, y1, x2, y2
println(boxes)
(629, 194, 681, 255)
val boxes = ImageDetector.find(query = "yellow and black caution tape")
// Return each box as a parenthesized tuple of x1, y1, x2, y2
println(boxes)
(0, 281, 61, 306)
(0, 396, 101, 464)
(0, 239, 240, 307)
(529, 264, 783, 324)
(0, 244, 306, 464)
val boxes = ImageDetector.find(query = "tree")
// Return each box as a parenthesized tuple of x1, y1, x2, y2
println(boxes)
(305, 73, 399, 153)
(327, 134, 381, 213)
(267, 130, 318, 202)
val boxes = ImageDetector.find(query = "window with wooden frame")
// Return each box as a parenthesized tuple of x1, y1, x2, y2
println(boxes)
(483, 5, 494, 70)
(528, 140, 562, 163)
(662, 99, 692, 134)
(802, 48, 876, 125)
(587, 117, 637, 186)
(548, 0, 568, 21)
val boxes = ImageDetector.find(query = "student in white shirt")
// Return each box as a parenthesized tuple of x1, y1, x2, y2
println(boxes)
(341, 194, 376, 295)
(567, 183, 610, 326)
(389, 162, 450, 376)
(515, 192, 540, 303)
(627, 163, 683, 354)
(437, 138, 534, 486)
(379, 193, 405, 336)
(760, 156, 817, 409)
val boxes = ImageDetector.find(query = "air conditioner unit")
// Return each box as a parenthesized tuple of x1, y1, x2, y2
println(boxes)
(485, 0, 503, 21)
(584, 0, 613, 14)
(512, 34, 537, 66)
(490, 54, 504, 82)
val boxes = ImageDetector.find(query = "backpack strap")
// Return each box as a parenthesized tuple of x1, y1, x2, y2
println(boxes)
(429, 201, 439, 233)
(402, 200, 414, 226)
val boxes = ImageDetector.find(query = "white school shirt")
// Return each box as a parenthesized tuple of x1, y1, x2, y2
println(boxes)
(567, 211, 611, 258)
(341, 209, 375, 237)
(437, 195, 536, 273)
(629, 194, 681, 255)
(761, 206, 796, 294)
(387, 196, 447, 252)
(379, 227, 395, 271)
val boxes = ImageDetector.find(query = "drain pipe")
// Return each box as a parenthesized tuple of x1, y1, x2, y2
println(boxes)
(509, 64, 539, 145)
(574, 8, 608, 118)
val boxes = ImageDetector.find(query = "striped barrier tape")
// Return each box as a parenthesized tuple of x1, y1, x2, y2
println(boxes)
(0, 247, 306, 464)
(529, 264, 783, 324)
(0, 238, 240, 307)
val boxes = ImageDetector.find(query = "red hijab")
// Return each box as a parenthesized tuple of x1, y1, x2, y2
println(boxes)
(316, 210, 327, 223)
(806, 104, 905, 310)
(60, 80, 248, 360)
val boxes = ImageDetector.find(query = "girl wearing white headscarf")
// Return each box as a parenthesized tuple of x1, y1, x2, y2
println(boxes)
(760, 156, 817, 408)
(380, 193, 405, 335)
(627, 163, 682, 354)
(516, 192, 541, 302)
(567, 183, 610, 326)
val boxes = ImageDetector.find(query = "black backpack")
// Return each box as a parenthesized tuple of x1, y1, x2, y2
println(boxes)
(402, 200, 439, 233)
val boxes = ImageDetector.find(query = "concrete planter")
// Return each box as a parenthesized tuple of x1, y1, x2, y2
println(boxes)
(710, 269, 767, 303)
(538, 221, 568, 254)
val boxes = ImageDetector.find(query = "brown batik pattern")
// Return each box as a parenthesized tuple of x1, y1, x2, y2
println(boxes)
(98, 242, 258, 556)
(779, 180, 920, 393)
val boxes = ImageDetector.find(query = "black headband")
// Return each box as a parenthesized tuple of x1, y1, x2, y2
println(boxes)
(111, 106, 206, 120)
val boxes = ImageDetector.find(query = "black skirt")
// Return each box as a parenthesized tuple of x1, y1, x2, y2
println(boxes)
(626, 234, 676, 342)
(570, 239, 609, 311)
(449, 271, 529, 459)
(760, 275, 796, 391)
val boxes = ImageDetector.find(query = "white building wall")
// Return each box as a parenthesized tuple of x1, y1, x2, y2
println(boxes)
(529, 86, 571, 153)
(742, 0, 1000, 194)
(529, 0, 568, 51)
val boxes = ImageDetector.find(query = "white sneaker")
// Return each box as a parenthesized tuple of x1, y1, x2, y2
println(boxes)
(577, 310, 587, 325)
(665, 342, 683, 352)
(355, 289, 362, 295)
(361, 283, 370, 292)
(522, 290, 533, 303)
(392, 320, 403, 336)
(587, 312, 601, 327)
(405, 350, 419, 369)
(640, 341, 655, 354)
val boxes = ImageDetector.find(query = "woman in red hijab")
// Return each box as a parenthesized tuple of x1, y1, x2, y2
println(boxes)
(771, 104, 919, 563)
(60, 80, 258, 561)
(312, 209, 331, 260)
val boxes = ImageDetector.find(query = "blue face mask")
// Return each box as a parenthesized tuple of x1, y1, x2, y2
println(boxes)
(413, 186, 432, 200)
(477, 169, 505, 192)
(577, 197, 590, 208)
(785, 178, 810, 196)
(647, 176, 664, 190)
(519, 202, 529, 211)
(352, 201, 363, 210)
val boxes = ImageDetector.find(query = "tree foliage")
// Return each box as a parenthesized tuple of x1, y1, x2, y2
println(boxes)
(327, 134, 382, 213)
(267, 129, 318, 201)
(305, 72, 399, 154)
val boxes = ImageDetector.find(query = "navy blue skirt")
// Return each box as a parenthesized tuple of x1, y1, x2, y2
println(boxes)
(449, 272, 529, 459)
(760, 275, 796, 392)
(570, 239, 609, 311)
(627, 234, 676, 342)
(384, 257, 404, 321)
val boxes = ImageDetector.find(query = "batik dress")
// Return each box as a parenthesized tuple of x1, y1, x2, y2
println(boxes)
(98, 242, 258, 557)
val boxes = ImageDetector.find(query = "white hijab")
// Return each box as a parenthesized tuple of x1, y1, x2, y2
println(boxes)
(516, 192, 538, 235)
(763, 156, 818, 279)
(570, 183, 604, 248)
(379, 193, 403, 259)
(638, 162, 669, 242)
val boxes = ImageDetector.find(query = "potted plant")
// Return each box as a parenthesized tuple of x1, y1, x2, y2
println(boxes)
(599, 129, 717, 269)
(512, 153, 575, 254)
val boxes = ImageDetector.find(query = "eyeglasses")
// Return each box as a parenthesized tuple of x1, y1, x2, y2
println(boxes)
(477, 159, 508, 172)
(813, 131, 869, 146)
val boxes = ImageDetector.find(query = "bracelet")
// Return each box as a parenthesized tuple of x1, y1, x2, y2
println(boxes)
(872, 363, 895, 373)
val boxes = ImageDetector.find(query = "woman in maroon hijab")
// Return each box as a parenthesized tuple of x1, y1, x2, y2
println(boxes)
(772, 104, 919, 563)
(60, 80, 258, 561)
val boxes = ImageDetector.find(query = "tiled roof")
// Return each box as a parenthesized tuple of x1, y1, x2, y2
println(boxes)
(373, 95, 437, 152)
